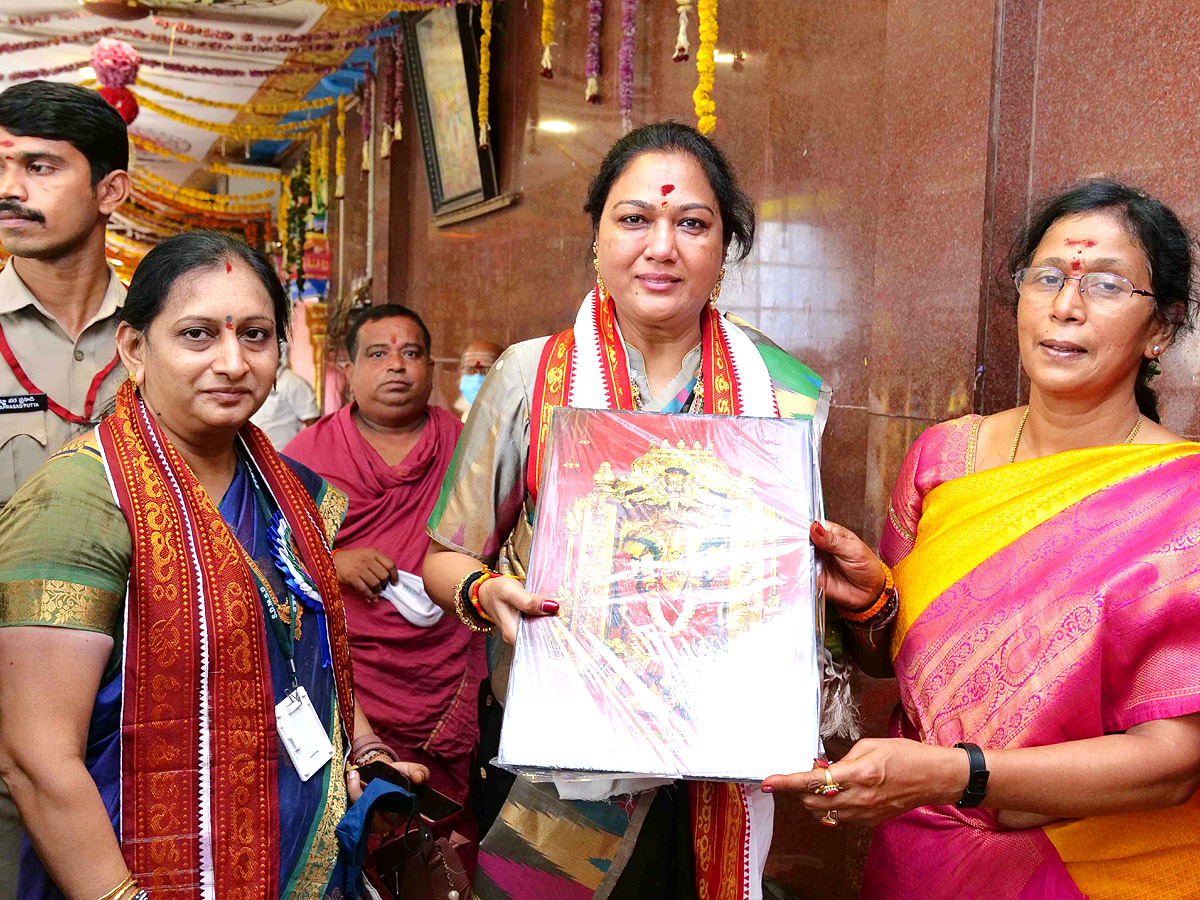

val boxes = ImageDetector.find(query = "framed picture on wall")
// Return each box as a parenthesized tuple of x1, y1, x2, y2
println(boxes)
(404, 5, 500, 216)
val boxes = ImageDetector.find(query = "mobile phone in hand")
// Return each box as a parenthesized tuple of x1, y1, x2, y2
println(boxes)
(355, 760, 464, 824)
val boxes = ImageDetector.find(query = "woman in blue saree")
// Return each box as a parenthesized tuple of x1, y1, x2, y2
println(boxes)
(0, 232, 425, 900)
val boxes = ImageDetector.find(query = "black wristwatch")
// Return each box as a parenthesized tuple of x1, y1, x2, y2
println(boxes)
(954, 742, 989, 809)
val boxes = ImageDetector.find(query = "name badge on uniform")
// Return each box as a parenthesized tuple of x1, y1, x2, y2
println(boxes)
(276, 686, 335, 782)
(0, 394, 47, 414)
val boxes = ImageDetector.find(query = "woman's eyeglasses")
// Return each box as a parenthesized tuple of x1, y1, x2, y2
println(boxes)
(1013, 266, 1156, 303)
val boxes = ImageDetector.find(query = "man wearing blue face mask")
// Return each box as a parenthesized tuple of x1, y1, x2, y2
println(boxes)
(453, 339, 504, 422)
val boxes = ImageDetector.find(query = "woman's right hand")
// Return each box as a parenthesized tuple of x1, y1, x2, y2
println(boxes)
(811, 520, 885, 615)
(475, 574, 559, 644)
(334, 547, 398, 599)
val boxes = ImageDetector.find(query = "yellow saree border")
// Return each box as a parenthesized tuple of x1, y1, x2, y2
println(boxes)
(891, 441, 1200, 658)
(1044, 791, 1200, 899)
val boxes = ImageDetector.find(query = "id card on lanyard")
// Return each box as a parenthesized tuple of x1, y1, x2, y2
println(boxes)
(254, 562, 334, 782)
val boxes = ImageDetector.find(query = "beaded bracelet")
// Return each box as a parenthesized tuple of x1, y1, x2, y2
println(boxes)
(838, 561, 899, 646)
(469, 569, 498, 623)
(839, 561, 895, 623)
(454, 568, 496, 633)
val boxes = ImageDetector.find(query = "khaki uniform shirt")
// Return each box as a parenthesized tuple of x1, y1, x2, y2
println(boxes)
(0, 262, 126, 506)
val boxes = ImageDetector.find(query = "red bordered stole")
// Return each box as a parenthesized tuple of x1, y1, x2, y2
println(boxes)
(97, 379, 354, 900)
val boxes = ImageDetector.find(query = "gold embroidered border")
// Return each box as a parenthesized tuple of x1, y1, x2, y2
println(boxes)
(288, 697, 348, 900)
(887, 505, 917, 543)
(0, 579, 121, 632)
(966, 414, 983, 476)
(318, 487, 348, 547)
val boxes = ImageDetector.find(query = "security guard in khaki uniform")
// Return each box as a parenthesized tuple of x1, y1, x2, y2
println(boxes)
(0, 80, 131, 900)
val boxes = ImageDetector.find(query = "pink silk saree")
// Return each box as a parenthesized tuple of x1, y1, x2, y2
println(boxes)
(862, 415, 1200, 900)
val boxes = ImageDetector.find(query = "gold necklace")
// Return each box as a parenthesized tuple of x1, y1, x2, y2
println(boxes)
(629, 366, 703, 411)
(1009, 407, 1143, 464)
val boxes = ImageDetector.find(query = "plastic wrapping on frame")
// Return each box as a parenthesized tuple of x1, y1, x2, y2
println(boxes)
(497, 408, 824, 783)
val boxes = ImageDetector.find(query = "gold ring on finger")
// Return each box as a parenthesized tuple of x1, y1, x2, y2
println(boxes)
(817, 767, 843, 795)
(820, 810, 839, 827)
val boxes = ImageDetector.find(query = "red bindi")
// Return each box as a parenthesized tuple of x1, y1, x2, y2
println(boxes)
(225, 316, 234, 330)
(1070, 259, 1083, 272)
(225, 260, 233, 273)
(660, 184, 674, 196)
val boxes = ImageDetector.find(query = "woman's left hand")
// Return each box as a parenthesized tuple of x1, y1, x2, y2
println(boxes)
(344, 758, 429, 806)
(761, 738, 968, 826)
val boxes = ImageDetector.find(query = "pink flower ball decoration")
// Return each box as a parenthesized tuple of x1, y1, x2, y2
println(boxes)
(91, 38, 141, 89)
(98, 86, 139, 124)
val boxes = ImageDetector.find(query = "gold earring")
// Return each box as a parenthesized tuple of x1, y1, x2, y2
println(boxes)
(593, 241, 609, 298)
(127, 370, 137, 385)
(708, 266, 726, 308)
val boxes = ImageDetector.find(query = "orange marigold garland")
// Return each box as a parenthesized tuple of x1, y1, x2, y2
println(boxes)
(693, 0, 717, 133)
(477, 1, 493, 148)
(540, 0, 555, 77)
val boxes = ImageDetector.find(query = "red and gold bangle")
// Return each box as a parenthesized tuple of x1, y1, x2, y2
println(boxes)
(454, 567, 496, 633)
(469, 569, 498, 623)
(839, 561, 896, 624)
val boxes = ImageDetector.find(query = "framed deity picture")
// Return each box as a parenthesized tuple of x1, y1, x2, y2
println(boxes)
(497, 409, 825, 782)
(403, 5, 499, 217)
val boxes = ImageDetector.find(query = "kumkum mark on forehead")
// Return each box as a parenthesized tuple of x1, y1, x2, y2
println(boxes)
(660, 184, 675, 196)
(225, 316, 234, 329)
(1064, 239, 1097, 248)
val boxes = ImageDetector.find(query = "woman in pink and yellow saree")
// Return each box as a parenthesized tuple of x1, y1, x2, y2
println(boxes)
(763, 180, 1200, 900)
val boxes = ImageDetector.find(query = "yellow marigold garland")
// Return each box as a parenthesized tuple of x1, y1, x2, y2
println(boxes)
(279, 174, 292, 266)
(318, 119, 331, 206)
(133, 91, 315, 140)
(692, 0, 717, 133)
(212, 161, 285, 183)
(477, 0, 492, 149)
(540, 0, 555, 77)
(133, 171, 274, 211)
(129, 135, 287, 183)
(136, 169, 276, 204)
(335, 93, 347, 200)
(135, 76, 335, 115)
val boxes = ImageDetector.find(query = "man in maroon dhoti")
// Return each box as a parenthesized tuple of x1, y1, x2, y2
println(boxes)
(285, 304, 483, 867)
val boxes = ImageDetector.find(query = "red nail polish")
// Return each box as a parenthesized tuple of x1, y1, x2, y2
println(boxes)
(813, 757, 830, 768)
(812, 522, 826, 538)
(542, 600, 560, 614)
(761, 785, 773, 793)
